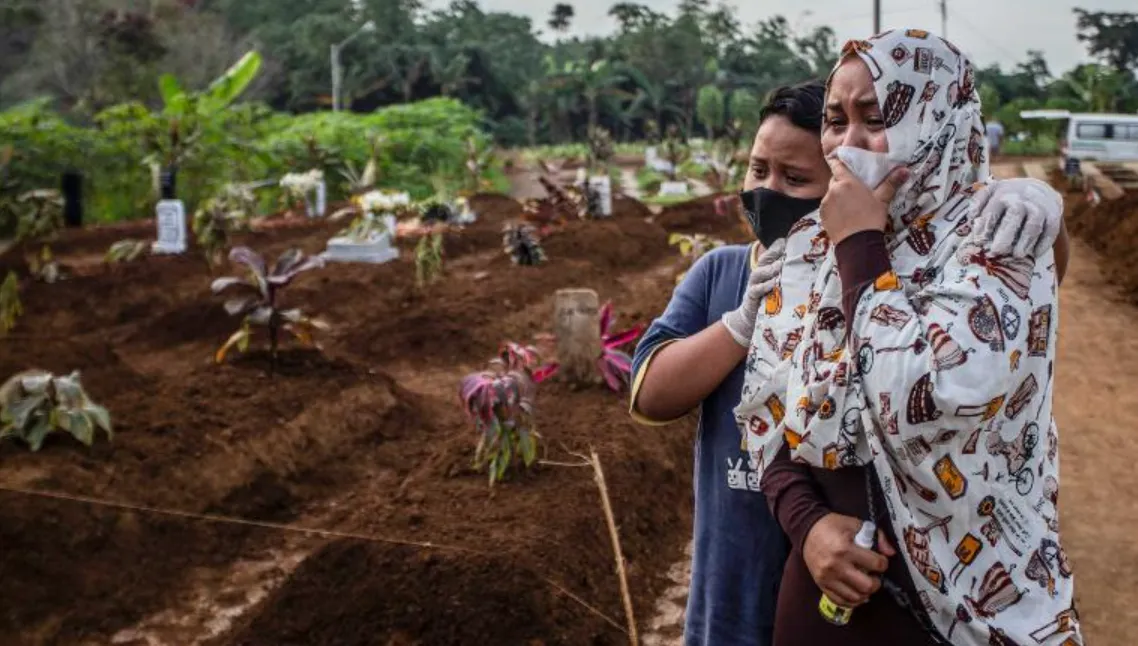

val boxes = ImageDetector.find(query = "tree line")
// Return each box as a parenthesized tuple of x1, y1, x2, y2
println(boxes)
(1, 0, 1136, 146)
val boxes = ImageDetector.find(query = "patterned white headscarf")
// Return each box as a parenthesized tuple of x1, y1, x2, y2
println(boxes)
(735, 29, 1081, 645)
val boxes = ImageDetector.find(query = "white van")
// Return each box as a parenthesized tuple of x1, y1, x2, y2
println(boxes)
(1020, 110, 1138, 162)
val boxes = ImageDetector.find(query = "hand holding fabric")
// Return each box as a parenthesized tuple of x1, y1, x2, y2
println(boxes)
(721, 239, 785, 347)
(820, 159, 910, 244)
(969, 178, 1063, 258)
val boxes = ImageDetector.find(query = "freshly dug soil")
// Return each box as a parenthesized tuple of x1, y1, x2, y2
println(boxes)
(654, 193, 751, 244)
(0, 193, 697, 646)
(1055, 169, 1138, 301)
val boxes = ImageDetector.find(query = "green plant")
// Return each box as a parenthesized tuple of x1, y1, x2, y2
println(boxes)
(459, 343, 558, 485)
(0, 370, 112, 452)
(503, 222, 547, 265)
(105, 239, 149, 264)
(586, 126, 615, 176)
(415, 231, 445, 288)
(660, 125, 690, 181)
(211, 247, 327, 368)
(14, 189, 64, 244)
(669, 233, 726, 283)
(464, 136, 496, 194)
(0, 272, 21, 336)
(636, 166, 667, 195)
(192, 183, 258, 267)
(27, 246, 61, 284)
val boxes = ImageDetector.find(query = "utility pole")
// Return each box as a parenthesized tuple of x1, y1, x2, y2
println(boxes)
(940, 0, 947, 39)
(330, 21, 376, 112)
(874, 0, 881, 34)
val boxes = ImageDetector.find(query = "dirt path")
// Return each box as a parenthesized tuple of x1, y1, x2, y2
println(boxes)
(1050, 238, 1138, 646)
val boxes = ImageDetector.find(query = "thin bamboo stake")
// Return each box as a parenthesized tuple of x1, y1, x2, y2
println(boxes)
(589, 447, 639, 646)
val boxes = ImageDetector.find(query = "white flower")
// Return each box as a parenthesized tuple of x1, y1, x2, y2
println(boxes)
(358, 190, 411, 215)
(280, 169, 323, 194)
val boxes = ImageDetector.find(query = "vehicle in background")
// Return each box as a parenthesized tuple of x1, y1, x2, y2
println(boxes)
(1021, 110, 1138, 166)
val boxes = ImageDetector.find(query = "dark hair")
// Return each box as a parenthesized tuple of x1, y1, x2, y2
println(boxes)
(758, 80, 826, 133)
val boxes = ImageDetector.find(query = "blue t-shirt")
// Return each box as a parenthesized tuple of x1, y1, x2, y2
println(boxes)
(630, 245, 789, 646)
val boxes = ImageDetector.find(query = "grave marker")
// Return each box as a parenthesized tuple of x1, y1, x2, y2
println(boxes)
(151, 199, 187, 254)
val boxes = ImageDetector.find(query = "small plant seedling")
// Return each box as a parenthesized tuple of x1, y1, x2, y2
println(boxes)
(459, 343, 557, 485)
(0, 271, 21, 336)
(669, 233, 725, 284)
(465, 136, 496, 194)
(0, 370, 112, 452)
(27, 245, 61, 284)
(596, 301, 644, 392)
(105, 239, 149, 264)
(502, 222, 547, 266)
(211, 246, 328, 369)
(14, 189, 64, 244)
(415, 231, 445, 288)
(660, 125, 690, 182)
(192, 183, 257, 268)
(339, 135, 383, 196)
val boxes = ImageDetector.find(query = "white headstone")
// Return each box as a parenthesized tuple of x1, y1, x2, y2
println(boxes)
(650, 158, 675, 174)
(659, 181, 690, 196)
(314, 180, 327, 218)
(644, 146, 658, 162)
(152, 199, 187, 254)
(588, 175, 613, 217)
(323, 214, 400, 264)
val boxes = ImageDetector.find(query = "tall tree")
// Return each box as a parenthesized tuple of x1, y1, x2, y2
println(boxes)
(1074, 9, 1138, 73)
(548, 3, 575, 34)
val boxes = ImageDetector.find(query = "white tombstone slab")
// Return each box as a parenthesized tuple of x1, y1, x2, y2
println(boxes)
(588, 175, 613, 217)
(313, 180, 327, 218)
(323, 214, 400, 264)
(152, 199, 187, 254)
(650, 158, 675, 174)
(659, 181, 690, 196)
(645, 146, 658, 162)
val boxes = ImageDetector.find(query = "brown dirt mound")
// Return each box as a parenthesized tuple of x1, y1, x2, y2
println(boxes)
(654, 194, 751, 243)
(1054, 168, 1138, 300)
(1, 193, 696, 645)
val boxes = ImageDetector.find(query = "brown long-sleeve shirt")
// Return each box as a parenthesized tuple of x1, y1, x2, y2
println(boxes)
(759, 230, 942, 646)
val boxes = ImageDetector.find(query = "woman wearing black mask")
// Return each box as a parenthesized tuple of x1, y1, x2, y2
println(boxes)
(628, 78, 1068, 646)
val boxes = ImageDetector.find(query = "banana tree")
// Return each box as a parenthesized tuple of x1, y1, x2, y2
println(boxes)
(546, 58, 633, 137)
(147, 51, 264, 196)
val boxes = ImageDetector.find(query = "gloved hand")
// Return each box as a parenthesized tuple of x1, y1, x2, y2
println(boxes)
(722, 238, 786, 347)
(969, 178, 1063, 258)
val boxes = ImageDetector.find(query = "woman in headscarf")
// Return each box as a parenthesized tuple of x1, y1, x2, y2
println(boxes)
(736, 29, 1080, 645)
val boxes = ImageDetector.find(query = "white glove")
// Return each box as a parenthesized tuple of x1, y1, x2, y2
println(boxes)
(722, 238, 785, 347)
(970, 178, 1063, 258)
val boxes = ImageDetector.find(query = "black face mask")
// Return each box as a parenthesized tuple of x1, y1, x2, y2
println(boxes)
(738, 187, 822, 248)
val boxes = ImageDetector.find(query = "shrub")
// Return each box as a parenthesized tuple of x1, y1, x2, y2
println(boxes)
(0, 370, 112, 452)
(211, 247, 327, 368)
(192, 183, 258, 268)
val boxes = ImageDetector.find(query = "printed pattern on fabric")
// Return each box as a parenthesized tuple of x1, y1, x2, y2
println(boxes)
(733, 29, 1081, 645)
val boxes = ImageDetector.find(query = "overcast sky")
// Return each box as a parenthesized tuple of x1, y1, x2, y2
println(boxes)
(426, 0, 1134, 75)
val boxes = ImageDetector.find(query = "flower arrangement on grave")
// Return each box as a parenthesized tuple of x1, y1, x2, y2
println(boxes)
(459, 342, 559, 485)
(211, 246, 327, 370)
(0, 370, 112, 452)
(331, 189, 411, 242)
(278, 169, 323, 216)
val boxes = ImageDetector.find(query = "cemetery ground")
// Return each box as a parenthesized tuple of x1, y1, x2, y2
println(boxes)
(0, 171, 746, 646)
(3, 159, 1138, 646)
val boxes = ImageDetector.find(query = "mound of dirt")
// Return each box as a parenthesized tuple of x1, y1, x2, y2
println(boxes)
(0, 192, 695, 646)
(654, 194, 751, 243)
(1054, 167, 1138, 300)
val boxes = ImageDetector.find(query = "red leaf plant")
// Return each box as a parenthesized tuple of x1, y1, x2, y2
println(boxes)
(459, 342, 559, 485)
(597, 301, 644, 393)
